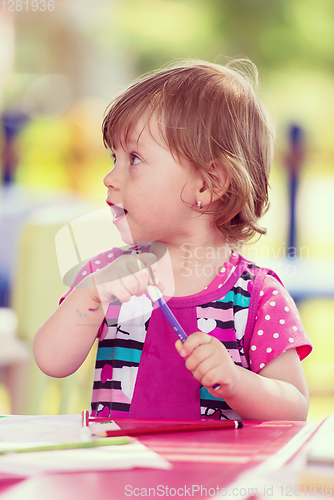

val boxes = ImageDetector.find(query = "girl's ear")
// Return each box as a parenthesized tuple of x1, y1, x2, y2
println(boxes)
(198, 162, 230, 206)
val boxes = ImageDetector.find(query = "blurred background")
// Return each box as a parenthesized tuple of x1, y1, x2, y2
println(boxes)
(0, 0, 333, 423)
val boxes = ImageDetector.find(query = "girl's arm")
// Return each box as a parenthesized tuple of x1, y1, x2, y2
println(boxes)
(230, 348, 309, 420)
(33, 286, 105, 378)
(33, 252, 157, 378)
(175, 333, 309, 421)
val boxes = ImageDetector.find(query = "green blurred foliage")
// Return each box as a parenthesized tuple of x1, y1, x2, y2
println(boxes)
(109, 0, 334, 74)
(4, 0, 334, 223)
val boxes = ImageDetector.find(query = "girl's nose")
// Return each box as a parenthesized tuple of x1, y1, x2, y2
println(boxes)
(103, 167, 117, 188)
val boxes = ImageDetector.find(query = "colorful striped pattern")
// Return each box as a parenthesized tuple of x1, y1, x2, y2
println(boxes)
(90, 251, 260, 419)
(196, 269, 255, 419)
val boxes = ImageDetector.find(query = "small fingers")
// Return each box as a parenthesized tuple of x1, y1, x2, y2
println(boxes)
(94, 252, 160, 303)
(175, 339, 183, 354)
(129, 253, 157, 280)
(136, 252, 158, 272)
(96, 281, 128, 304)
(120, 273, 141, 295)
(184, 343, 215, 373)
(175, 333, 229, 392)
(126, 253, 159, 291)
(191, 356, 220, 386)
(177, 331, 212, 358)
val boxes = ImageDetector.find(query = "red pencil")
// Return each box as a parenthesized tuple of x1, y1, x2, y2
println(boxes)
(93, 420, 243, 438)
(89, 417, 115, 423)
(82, 409, 89, 427)
(80, 410, 92, 441)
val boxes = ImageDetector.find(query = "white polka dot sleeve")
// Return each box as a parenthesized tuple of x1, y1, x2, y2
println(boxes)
(59, 247, 123, 304)
(248, 274, 312, 373)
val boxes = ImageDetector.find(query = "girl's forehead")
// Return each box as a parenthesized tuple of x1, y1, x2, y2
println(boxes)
(113, 114, 167, 150)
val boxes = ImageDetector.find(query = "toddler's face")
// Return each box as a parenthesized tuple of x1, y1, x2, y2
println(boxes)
(103, 116, 202, 246)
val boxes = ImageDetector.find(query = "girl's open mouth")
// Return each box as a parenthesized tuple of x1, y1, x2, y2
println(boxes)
(108, 203, 128, 222)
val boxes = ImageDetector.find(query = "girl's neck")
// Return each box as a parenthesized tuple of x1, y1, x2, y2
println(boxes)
(174, 241, 232, 297)
(152, 237, 232, 298)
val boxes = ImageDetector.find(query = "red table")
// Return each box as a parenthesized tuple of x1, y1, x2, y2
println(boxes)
(0, 419, 314, 499)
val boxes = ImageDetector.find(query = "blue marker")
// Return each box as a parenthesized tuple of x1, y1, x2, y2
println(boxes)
(147, 285, 188, 343)
(147, 285, 220, 390)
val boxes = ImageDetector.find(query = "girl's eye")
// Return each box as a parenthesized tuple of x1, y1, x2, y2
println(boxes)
(130, 154, 142, 166)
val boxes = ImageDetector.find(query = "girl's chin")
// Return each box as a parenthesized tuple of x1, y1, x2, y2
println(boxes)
(113, 218, 135, 245)
(114, 219, 152, 246)
(118, 233, 135, 245)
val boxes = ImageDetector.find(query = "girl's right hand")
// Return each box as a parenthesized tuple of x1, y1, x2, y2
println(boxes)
(85, 252, 159, 309)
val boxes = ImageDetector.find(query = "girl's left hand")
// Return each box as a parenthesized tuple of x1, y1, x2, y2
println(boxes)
(175, 332, 241, 399)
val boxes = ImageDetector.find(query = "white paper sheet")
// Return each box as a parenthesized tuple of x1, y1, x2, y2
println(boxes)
(0, 415, 171, 476)
(0, 415, 96, 443)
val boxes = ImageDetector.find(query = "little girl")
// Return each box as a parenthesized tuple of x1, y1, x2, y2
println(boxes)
(34, 60, 312, 421)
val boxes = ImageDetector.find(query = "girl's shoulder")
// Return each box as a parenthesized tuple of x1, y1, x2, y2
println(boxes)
(244, 271, 312, 371)
(237, 253, 286, 297)
(238, 254, 300, 319)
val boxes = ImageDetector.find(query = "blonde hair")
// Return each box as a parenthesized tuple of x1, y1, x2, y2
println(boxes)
(102, 59, 275, 245)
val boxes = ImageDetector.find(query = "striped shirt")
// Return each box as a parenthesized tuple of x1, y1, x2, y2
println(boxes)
(61, 247, 312, 420)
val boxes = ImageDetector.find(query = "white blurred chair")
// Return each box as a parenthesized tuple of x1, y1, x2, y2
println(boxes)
(9, 201, 119, 415)
(0, 307, 30, 414)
